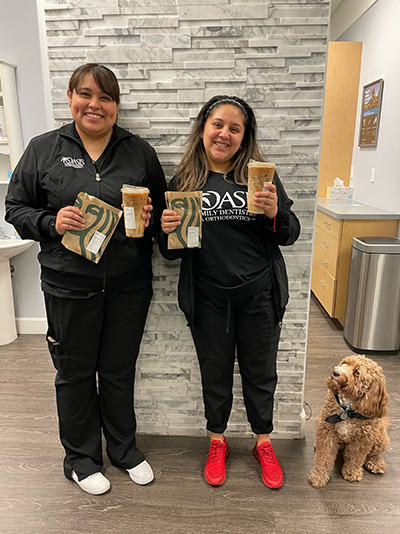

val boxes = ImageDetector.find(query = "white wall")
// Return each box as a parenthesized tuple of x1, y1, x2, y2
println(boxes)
(340, 0, 400, 217)
(0, 0, 52, 320)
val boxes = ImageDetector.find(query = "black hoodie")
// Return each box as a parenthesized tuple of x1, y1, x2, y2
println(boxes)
(5, 122, 167, 294)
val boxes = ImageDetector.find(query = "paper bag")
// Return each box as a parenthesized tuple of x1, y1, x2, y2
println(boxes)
(61, 192, 122, 263)
(165, 191, 202, 249)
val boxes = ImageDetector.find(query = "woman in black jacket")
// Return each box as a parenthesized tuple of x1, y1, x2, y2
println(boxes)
(159, 95, 300, 489)
(5, 64, 167, 494)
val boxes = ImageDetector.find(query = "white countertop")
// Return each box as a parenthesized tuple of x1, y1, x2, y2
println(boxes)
(317, 199, 400, 220)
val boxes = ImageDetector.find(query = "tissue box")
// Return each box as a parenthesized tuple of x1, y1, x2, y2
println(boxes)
(327, 186, 353, 200)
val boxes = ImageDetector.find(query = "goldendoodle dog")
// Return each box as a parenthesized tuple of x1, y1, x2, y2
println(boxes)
(309, 354, 390, 488)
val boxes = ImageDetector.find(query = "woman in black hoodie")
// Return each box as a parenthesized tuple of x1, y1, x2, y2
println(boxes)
(159, 95, 300, 489)
(6, 64, 166, 494)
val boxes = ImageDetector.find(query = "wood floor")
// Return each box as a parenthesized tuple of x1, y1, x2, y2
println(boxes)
(1, 294, 399, 534)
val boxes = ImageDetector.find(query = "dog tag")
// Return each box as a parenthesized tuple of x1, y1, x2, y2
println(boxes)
(340, 412, 348, 420)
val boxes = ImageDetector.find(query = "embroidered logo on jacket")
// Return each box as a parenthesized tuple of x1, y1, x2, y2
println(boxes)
(61, 157, 85, 169)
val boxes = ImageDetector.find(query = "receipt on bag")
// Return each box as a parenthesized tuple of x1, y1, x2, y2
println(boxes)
(187, 227, 199, 248)
(87, 231, 107, 254)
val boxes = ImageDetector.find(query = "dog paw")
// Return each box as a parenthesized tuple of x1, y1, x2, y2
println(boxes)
(342, 467, 363, 482)
(309, 469, 329, 488)
(364, 457, 387, 474)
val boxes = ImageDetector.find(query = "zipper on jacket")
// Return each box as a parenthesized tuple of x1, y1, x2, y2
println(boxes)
(93, 156, 105, 182)
(93, 139, 113, 182)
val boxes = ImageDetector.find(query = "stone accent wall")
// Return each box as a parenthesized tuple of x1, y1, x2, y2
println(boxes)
(43, 0, 329, 438)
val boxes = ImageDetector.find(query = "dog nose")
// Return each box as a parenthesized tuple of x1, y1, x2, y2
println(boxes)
(332, 369, 340, 377)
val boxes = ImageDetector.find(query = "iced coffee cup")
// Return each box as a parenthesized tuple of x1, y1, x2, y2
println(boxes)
(247, 161, 276, 214)
(121, 184, 149, 238)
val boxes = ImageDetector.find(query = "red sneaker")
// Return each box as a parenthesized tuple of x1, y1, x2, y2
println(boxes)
(204, 438, 230, 486)
(253, 441, 283, 489)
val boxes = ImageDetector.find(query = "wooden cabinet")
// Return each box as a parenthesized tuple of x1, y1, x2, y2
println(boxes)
(311, 210, 398, 326)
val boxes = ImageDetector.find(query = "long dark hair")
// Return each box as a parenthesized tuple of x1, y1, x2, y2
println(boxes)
(176, 95, 264, 191)
(68, 63, 120, 104)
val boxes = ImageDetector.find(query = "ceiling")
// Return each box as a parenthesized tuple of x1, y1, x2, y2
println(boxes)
(329, 0, 379, 40)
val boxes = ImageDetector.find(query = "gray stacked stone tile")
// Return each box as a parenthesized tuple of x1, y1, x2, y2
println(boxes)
(43, 0, 329, 438)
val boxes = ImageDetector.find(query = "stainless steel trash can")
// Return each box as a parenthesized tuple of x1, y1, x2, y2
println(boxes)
(344, 236, 400, 354)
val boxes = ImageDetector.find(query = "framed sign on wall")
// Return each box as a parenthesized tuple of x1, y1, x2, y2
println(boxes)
(358, 78, 384, 147)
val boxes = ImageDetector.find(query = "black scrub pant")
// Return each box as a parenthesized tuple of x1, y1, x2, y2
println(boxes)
(44, 284, 152, 481)
(191, 289, 281, 435)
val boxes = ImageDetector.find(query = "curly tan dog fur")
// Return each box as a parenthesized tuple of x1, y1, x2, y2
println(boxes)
(309, 355, 390, 488)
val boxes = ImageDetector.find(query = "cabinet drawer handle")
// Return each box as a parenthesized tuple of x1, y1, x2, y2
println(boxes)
(322, 240, 329, 246)
(324, 222, 331, 228)
(321, 259, 328, 265)
(319, 281, 327, 287)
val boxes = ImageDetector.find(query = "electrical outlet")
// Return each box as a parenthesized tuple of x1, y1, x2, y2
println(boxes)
(370, 168, 375, 183)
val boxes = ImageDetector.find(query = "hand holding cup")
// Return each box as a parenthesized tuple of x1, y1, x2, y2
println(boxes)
(247, 161, 276, 215)
(253, 182, 278, 219)
(121, 184, 150, 238)
(142, 197, 153, 228)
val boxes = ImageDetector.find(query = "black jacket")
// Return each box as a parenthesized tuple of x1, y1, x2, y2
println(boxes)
(159, 172, 300, 326)
(5, 122, 167, 292)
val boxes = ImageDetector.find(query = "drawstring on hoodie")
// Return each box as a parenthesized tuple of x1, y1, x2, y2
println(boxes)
(226, 299, 231, 334)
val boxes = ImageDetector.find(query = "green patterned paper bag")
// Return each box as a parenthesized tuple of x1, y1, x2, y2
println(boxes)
(165, 191, 202, 249)
(61, 192, 122, 263)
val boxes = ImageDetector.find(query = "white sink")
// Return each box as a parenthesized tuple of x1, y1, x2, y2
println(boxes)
(0, 238, 34, 260)
(0, 238, 34, 345)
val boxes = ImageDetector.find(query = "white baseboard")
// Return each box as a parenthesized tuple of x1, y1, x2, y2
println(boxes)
(16, 317, 47, 335)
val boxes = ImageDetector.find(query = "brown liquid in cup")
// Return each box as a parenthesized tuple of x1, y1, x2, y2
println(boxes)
(247, 162, 276, 214)
(121, 185, 149, 238)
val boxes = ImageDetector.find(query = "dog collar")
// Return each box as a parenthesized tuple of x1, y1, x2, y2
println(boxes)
(325, 394, 374, 424)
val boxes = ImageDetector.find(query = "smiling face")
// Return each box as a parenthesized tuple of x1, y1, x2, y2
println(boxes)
(201, 103, 246, 173)
(67, 73, 118, 139)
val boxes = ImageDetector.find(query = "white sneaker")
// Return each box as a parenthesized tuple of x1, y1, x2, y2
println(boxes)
(126, 460, 154, 485)
(71, 470, 111, 495)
